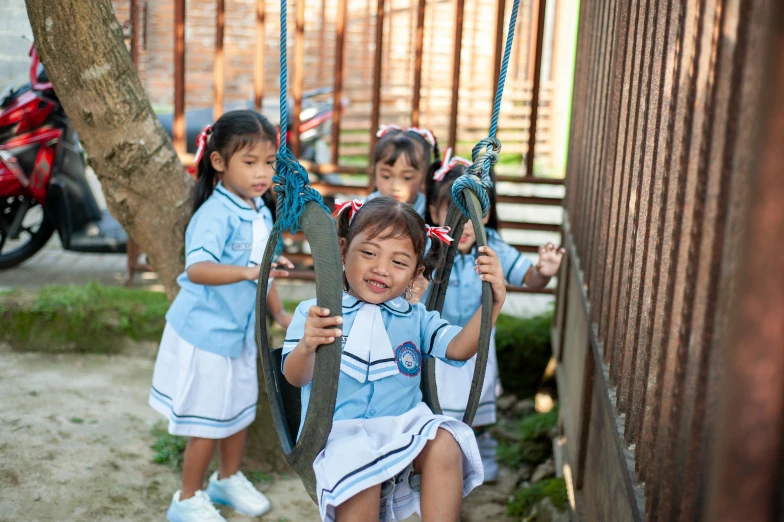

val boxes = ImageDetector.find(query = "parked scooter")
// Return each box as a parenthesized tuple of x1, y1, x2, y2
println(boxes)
(0, 38, 127, 269)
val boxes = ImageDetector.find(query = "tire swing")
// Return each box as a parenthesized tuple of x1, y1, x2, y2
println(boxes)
(256, 0, 522, 502)
(422, 0, 522, 426)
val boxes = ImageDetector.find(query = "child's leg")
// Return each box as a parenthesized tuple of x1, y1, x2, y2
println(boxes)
(182, 437, 218, 499)
(414, 428, 464, 522)
(217, 428, 247, 479)
(334, 484, 382, 522)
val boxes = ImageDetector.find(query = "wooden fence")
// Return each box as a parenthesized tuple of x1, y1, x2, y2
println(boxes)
(553, 0, 784, 520)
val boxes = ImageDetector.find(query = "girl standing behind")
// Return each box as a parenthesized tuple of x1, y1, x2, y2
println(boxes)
(283, 197, 508, 521)
(149, 110, 293, 522)
(425, 157, 564, 482)
(366, 124, 440, 218)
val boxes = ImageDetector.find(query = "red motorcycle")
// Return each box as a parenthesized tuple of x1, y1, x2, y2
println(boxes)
(0, 38, 127, 269)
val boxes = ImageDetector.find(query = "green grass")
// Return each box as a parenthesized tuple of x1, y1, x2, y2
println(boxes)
(495, 312, 553, 398)
(508, 478, 568, 517)
(496, 406, 559, 468)
(151, 421, 187, 470)
(0, 283, 169, 352)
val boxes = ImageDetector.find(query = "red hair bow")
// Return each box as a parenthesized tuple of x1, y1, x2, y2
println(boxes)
(376, 124, 437, 149)
(425, 225, 453, 245)
(334, 199, 364, 221)
(433, 147, 472, 182)
(193, 125, 213, 165)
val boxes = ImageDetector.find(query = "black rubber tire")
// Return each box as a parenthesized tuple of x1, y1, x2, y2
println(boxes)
(0, 200, 55, 270)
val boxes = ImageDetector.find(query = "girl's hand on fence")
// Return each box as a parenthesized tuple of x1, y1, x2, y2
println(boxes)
(536, 243, 565, 277)
(475, 246, 506, 308)
(302, 306, 342, 353)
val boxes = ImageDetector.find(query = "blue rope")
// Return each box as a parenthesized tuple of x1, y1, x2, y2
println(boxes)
(452, 0, 520, 218)
(270, 0, 329, 259)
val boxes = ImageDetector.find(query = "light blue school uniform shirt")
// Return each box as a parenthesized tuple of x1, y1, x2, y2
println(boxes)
(432, 229, 533, 327)
(366, 191, 426, 218)
(166, 182, 274, 358)
(283, 293, 464, 431)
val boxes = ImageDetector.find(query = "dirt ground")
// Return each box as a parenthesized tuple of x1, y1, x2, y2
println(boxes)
(0, 348, 515, 522)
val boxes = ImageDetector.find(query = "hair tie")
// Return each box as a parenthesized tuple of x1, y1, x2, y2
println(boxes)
(193, 125, 213, 165)
(334, 199, 364, 221)
(425, 225, 453, 245)
(376, 124, 437, 149)
(433, 147, 472, 181)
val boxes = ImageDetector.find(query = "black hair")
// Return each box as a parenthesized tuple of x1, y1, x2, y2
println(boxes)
(424, 163, 500, 231)
(193, 110, 278, 215)
(371, 129, 441, 188)
(336, 196, 446, 298)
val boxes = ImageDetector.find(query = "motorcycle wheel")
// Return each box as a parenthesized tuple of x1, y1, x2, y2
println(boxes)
(0, 196, 55, 269)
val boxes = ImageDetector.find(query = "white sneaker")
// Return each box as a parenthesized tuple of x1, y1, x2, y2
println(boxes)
(166, 490, 227, 522)
(206, 471, 272, 517)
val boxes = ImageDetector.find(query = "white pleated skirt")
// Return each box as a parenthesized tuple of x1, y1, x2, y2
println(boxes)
(148, 323, 258, 439)
(435, 329, 501, 427)
(315, 402, 483, 521)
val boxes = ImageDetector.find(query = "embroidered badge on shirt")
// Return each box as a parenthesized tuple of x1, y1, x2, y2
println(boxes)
(395, 342, 421, 377)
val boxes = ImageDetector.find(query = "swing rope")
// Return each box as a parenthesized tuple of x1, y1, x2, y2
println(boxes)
(451, 0, 521, 219)
(271, 0, 330, 259)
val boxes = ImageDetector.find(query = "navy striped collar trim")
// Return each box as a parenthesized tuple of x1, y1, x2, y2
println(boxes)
(341, 293, 412, 316)
(214, 182, 265, 219)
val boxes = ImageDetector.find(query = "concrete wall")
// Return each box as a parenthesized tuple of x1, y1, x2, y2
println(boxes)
(0, 1, 33, 93)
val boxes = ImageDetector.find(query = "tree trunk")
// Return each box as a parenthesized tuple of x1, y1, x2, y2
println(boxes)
(25, 0, 191, 299)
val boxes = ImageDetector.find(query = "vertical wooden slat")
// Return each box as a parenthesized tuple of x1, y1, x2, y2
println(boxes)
(213, 0, 225, 120)
(317, 0, 327, 84)
(617, 0, 660, 415)
(291, 0, 306, 157)
(331, 0, 348, 163)
(173, 0, 186, 154)
(369, 0, 386, 157)
(627, 0, 678, 452)
(527, 0, 540, 81)
(491, 0, 506, 99)
(254, 0, 265, 110)
(411, 0, 426, 127)
(524, 0, 546, 177)
(130, 0, 140, 70)
(581, 0, 615, 295)
(448, 0, 466, 152)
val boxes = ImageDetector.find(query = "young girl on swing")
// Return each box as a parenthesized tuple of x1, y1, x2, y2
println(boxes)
(424, 155, 564, 481)
(366, 124, 441, 218)
(149, 110, 293, 522)
(283, 196, 507, 521)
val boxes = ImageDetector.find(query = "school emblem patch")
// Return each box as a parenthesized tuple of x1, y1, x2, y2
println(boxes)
(395, 342, 421, 377)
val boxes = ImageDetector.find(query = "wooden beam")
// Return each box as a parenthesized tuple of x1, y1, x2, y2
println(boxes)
(411, 0, 426, 127)
(331, 0, 349, 163)
(525, 0, 546, 177)
(254, 0, 265, 110)
(369, 0, 385, 158)
(213, 0, 225, 120)
(291, 0, 306, 156)
(448, 0, 466, 152)
(173, 0, 186, 154)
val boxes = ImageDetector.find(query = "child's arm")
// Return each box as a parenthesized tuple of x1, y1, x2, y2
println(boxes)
(266, 281, 292, 328)
(523, 243, 565, 290)
(283, 306, 343, 387)
(188, 256, 295, 286)
(446, 246, 506, 361)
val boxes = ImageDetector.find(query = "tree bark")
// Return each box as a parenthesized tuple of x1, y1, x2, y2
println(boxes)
(25, 0, 191, 299)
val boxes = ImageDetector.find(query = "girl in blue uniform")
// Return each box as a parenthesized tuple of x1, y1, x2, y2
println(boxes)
(425, 157, 564, 481)
(149, 110, 293, 522)
(366, 124, 440, 218)
(283, 196, 508, 521)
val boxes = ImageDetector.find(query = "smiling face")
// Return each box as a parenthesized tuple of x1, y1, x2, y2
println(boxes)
(211, 139, 277, 205)
(341, 227, 421, 304)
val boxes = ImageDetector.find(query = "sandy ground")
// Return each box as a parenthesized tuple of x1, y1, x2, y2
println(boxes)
(0, 349, 320, 522)
(0, 349, 515, 522)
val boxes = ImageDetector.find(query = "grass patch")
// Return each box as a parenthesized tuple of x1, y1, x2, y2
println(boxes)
(151, 421, 187, 470)
(0, 283, 169, 352)
(70, 417, 84, 424)
(496, 406, 559, 468)
(249, 470, 275, 485)
(495, 312, 553, 398)
(508, 478, 568, 517)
